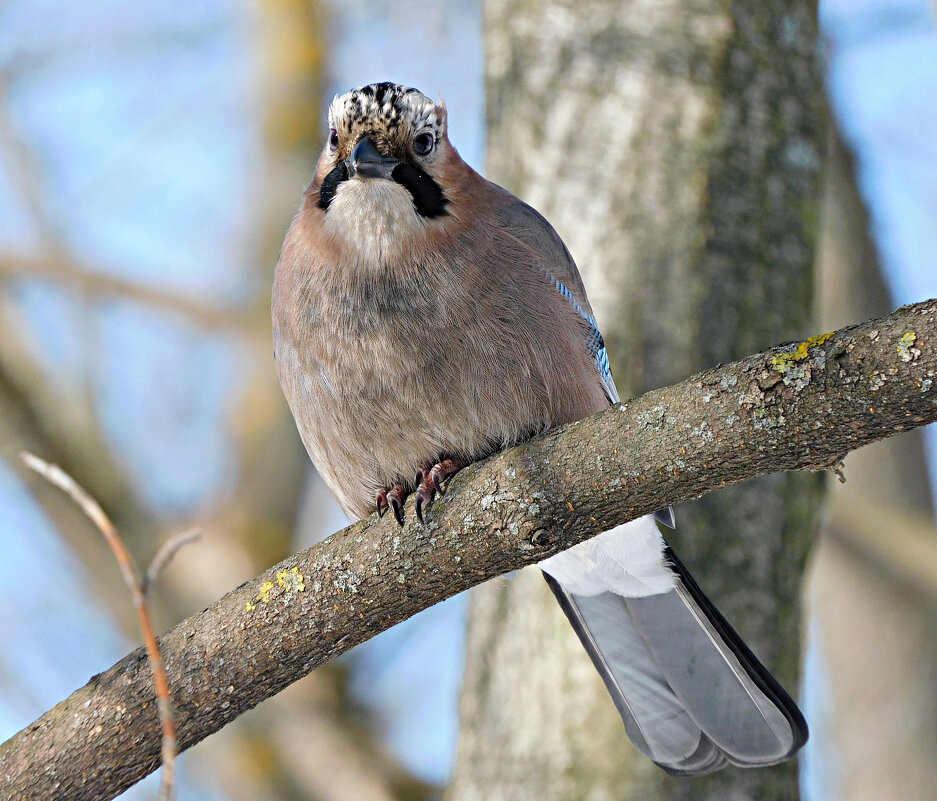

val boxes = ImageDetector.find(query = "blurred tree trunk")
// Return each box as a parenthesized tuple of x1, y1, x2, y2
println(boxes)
(448, 1, 825, 800)
(805, 128, 937, 801)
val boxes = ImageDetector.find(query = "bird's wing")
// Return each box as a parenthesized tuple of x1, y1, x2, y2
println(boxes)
(498, 198, 678, 523)
(494, 199, 592, 309)
(495, 199, 619, 404)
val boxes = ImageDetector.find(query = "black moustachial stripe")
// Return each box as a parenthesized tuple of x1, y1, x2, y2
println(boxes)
(391, 162, 449, 218)
(317, 161, 349, 211)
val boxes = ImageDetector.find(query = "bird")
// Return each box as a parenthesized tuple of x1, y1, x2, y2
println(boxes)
(272, 81, 808, 776)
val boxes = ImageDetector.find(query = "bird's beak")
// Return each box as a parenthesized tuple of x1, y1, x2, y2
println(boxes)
(346, 135, 399, 180)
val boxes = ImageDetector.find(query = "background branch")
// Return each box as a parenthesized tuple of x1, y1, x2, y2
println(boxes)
(0, 253, 260, 336)
(826, 501, 937, 607)
(1, 297, 936, 801)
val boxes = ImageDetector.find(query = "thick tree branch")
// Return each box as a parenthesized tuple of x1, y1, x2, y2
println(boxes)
(2, 298, 936, 801)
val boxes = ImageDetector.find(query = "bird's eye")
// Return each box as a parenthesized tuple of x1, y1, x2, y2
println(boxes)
(328, 128, 339, 151)
(413, 132, 435, 156)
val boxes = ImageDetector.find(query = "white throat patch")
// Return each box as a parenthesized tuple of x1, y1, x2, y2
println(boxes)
(322, 177, 426, 267)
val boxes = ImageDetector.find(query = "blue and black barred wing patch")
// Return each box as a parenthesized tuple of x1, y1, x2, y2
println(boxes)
(550, 276, 620, 404)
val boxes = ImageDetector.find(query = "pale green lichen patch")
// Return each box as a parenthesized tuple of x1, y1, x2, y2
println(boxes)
(770, 332, 834, 374)
(245, 567, 306, 610)
(637, 404, 669, 431)
(897, 331, 920, 362)
(333, 568, 359, 593)
(277, 566, 306, 593)
(691, 421, 714, 443)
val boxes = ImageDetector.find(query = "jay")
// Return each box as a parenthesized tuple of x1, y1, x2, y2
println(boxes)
(272, 82, 807, 775)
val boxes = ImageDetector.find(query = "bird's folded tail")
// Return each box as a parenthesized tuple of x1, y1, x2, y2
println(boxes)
(543, 545, 807, 776)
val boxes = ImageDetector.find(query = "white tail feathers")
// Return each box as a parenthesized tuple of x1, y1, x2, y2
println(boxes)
(539, 515, 675, 598)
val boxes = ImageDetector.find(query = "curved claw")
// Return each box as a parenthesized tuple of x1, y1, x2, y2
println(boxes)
(429, 459, 461, 495)
(413, 459, 463, 523)
(376, 489, 388, 518)
(377, 485, 408, 525)
(387, 486, 407, 526)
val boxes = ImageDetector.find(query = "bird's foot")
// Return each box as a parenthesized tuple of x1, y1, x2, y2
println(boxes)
(376, 485, 408, 526)
(414, 459, 462, 523)
(376, 459, 463, 525)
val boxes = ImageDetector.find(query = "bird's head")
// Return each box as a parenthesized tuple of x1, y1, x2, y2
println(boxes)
(318, 82, 450, 215)
(302, 83, 472, 267)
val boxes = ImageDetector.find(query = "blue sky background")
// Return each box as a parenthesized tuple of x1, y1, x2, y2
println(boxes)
(0, 0, 934, 797)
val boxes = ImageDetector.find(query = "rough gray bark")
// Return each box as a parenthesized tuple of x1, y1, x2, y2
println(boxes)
(806, 129, 937, 800)
(2, 298, 936, 801)
(451, 1, 824, 799)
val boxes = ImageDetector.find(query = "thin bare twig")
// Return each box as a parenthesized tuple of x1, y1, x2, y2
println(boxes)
(20, 452, 188, 801)
(143, 529, 201, 595)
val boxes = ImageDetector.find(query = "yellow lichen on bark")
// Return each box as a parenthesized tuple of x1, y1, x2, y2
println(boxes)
(245, 567, 306, 611)
(897, 331, 920, 362)
(771, 331, 835, 373)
